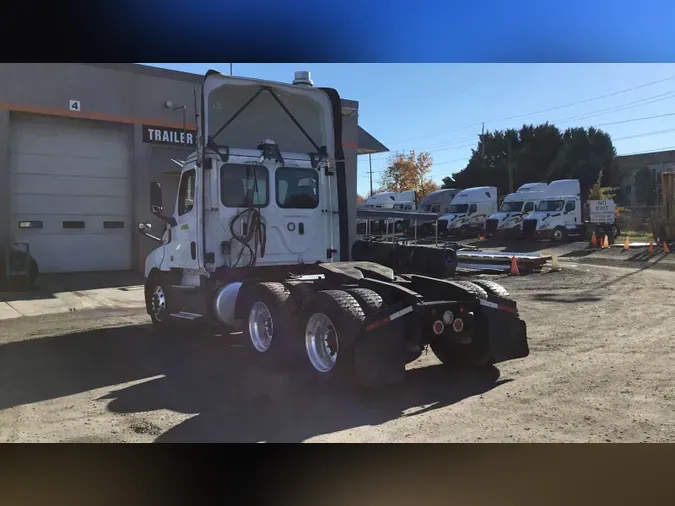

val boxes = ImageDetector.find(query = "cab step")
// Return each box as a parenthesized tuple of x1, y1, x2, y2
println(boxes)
(170, 311, 203, 320)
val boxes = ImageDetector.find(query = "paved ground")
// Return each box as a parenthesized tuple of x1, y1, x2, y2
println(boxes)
(0, 272, 145, 321)
(0, 260, 673, 443)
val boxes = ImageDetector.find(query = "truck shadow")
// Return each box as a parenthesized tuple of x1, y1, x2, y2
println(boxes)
(104, 331, 509, 443)
(0, 319, 510, 442)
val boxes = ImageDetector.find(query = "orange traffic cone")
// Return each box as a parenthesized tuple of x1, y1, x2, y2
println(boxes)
(602, 235, 610, 249)
(590, 232, 598, 248)
(510, 256, 520, 276)
(623, 236, 630, 250)
(648, 241, 654, 254)
(664, 242, 671, 253)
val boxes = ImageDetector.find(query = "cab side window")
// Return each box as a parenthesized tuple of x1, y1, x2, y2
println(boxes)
(523, 202, 534, 213)
(565, 200, 576, 213)
(468, 204, 478, 214)
(178, 169, 196, 216)
(276, 168, 319, 209)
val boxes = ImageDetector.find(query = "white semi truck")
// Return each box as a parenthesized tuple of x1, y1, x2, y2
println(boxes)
(136, 69, 529, 387)
(521, 179, 589, 241)
(437, 187, 499, 238)
(485, 182, 548, 238)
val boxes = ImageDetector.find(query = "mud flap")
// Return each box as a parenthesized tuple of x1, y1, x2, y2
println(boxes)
(485, 309, 529, 364)
(354, 320, 408, 387)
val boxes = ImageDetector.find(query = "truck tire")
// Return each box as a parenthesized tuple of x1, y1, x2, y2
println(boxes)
(299, 289, 365, 385)
(344, 288, 385, 316)
(146, 275, 172, 332)
(470, 279, 512, 301)
(552, 226, 567, 242)
(244, 282, 302, 366)
(446, 280, 489, 300)
(459, 225, 471, 239)
(431, 280, 493, 369)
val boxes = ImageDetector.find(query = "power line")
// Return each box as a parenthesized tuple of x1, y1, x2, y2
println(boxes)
(380, 73, 675, 146)
(365, 89, 675, 160)
(359, 100, 675, 166)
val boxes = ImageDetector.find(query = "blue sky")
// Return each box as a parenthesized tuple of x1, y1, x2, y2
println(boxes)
(145, 63, 675, 196)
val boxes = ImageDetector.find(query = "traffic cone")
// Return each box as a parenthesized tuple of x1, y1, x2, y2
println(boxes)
(590, 232, 598, 248)
(551, 255, 561, 272)
(602, 235, 610, 249)
(623, 236, 630, 250)
(510, 256, 520, 276)
(648, 241, 654, 254)
(664, 242, 671, 253)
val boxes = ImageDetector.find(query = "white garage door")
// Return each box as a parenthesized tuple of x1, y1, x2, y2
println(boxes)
(9, 114, 132, 273)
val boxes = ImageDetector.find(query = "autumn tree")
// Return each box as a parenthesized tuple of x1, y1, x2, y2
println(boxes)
(356, 194, 367, 205)
(378, 151, 439, 201)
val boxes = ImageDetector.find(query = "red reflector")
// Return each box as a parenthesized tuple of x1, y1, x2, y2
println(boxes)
(498, 305, 517, 314)
(452, 318, 464, 332)
(432, 320, 444, 335)
(366, 316, 390, 332)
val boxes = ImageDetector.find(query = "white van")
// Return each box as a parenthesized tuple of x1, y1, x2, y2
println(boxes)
(438, 186, 498, 238)
(521, 180, 583, 241)
(485, 182, 548, 237)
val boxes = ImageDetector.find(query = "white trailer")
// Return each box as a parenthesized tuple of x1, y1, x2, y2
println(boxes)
(136, 70, 529, 388)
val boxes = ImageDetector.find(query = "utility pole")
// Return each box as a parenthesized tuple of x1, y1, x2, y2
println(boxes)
(507, 137, 514, 194)
(368, 153, 374, 196)
(481, 122, 486, 166)
(230, 63, 233, 76)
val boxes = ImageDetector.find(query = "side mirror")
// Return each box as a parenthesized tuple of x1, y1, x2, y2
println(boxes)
(150, 182, 163, 215)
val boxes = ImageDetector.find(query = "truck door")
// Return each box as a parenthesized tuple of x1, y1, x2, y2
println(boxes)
(164, 165, 201, 271)
(268, 166, 325, 264)
(564, 199, 578, 225)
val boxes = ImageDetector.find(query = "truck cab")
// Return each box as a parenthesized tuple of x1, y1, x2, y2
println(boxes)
(521, 180, 582, 241)
(438, 186, 498, 238)
(485, 182, 548, 237)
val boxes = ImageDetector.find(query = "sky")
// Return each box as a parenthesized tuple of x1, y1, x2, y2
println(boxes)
(145, 63, 675, 197)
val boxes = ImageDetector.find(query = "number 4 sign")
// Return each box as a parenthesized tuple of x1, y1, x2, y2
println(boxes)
(69, 100, 81, 111)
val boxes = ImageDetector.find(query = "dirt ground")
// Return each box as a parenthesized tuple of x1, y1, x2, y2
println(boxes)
(0, 260, 673, 443)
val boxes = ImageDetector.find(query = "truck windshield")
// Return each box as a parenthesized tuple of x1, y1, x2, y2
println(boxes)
(500, 201, 524, 212)
(537, 200, 564, 212)
(447, 204, 468, 213)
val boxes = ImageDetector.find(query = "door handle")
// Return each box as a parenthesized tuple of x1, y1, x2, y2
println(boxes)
(191, 241, 196, 260)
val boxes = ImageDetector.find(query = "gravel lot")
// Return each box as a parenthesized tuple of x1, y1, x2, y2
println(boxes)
(0, 261, 673, 443)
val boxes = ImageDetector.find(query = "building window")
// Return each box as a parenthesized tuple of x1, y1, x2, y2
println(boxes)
(178, 169, 196, 216)
(221, 164, 269, 208)
(63, 221, 85, 229)
(276, 167, 319, 209)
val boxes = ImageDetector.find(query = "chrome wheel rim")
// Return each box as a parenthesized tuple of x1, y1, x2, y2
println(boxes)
(151, 285, 167, 321)
(553, 229, 563, 241)
(305, 313, 339, 373)
(249, 301, 273, 352)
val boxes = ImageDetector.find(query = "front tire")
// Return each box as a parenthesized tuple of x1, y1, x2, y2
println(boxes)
(552, 226, 567, 242)
(300, 290, 365, 384)
(147, 277, 171, 332)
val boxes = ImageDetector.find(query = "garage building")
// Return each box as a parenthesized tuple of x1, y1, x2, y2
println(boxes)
(0, 63, 388, 274)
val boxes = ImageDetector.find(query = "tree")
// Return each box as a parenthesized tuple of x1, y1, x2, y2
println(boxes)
(634, 166, 657, 206)
(441, 123, 616, 200)
(356, 194, 367, 205)
(378, 151, 439, 200)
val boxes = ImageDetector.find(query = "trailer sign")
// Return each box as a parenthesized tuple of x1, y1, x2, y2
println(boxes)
(589, 200, 615, 224)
